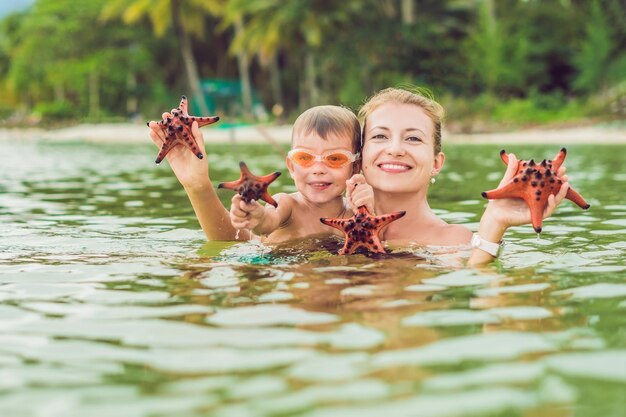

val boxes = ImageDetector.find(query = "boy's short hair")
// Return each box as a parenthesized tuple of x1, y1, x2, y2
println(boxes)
(292, 105, 361, 154)
(359, 87, 445, 155)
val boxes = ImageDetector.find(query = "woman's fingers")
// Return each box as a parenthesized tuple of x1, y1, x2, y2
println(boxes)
(498, 153, 518, 187)
(543, 183, 569, 219)
(352, 196, 373, 213)
(544, 194, 556, 218)
(346, 174, 365, 189)
(350, 183, 375, 213)
(345, 174, 363, 204)
(346, 174, 371, 213)
(556, 182, 569, 204)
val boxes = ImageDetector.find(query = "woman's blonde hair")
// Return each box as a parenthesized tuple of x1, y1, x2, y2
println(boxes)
(292, 105, 361, 154)
(358, 87, 445, 154)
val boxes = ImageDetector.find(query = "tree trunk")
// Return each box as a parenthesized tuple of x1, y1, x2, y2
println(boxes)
(170, 0, 210, 115)
(485, 0, 495, 29)
(127, 72, 138, 117)
(401, 0, 415, 25)
(89, 70, 99, 120)
(53, 83, 65, 103)
(298, 70, 307, 111)
(269, 54, 283, 111)
(234, 16, 253, 120)
(305, 52, 319, 106)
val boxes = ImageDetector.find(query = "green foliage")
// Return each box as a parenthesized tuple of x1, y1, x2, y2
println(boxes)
(1, 0, 625, 126)
(489, 95, 587, 126)
(33, 100, 80, 120)
(573, 0, 613, 92)
(443, 92, 592, 132)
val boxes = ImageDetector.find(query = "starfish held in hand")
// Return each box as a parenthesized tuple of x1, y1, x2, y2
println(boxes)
(482, 148, 590, 233)
(320, 206, 406, 255)
(151, 95, 220, 164)
(218, 161, 282, 207)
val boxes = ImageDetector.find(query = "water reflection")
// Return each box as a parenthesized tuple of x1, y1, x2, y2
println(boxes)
(1, 140, 625, 417)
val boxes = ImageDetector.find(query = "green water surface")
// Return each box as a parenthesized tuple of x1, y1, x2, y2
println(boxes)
(0, 139, 624, 417)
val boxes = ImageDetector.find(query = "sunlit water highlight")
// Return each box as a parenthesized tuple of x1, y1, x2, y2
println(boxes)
(1, 139, 625, 417)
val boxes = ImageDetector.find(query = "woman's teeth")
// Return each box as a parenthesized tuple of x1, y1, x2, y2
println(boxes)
(379, 164, 410, 171)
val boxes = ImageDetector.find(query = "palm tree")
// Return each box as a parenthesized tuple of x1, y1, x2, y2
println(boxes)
(101, 0, 219, 115)
(221, 0, 366, 111)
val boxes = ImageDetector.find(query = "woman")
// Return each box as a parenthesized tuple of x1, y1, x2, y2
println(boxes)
(347, 87, 569, 265)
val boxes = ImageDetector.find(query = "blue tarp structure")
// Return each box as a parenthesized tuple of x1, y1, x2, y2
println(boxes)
(191, 79, 266, 123)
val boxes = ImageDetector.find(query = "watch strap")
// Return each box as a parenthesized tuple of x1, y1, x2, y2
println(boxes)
(471, 233, 504, 257)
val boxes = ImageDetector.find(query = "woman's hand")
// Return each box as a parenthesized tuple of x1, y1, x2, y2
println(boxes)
(148, 115, 210, 190)
(484, 152, 569, 229)
(229, 195, 265, 230)
(346, 174, 375, 213)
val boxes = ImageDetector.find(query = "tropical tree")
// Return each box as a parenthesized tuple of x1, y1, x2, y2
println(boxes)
(101, 0, 221, 115)
(6, 0, 156, 119)
(221, 0, 367, 112)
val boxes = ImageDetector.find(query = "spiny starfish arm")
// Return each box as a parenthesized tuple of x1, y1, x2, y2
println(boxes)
(371, 210, 406, 228)
(193, 116, 220, 128)
(155, 140, 177, 164)
(260, 190, 279, 208)
(565, 187, 591, 209)
(528, 199, 545, 233)
(177, 127, 204, 159)
(482, 181, 524, 200)
(319, 217, 350, 230)
(178, 95, 188, 114)
(257, 171, 282, 184)
(239, 161, 253, 178)
(217, 178, 244, 192)
(551, 148, 567, 172)
(500, 149, 510, 165)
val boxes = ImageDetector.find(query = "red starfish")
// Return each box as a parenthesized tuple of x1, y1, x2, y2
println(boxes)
(218, 161, 282, 207)
(152, 95, 220, 164)
(320, 206, 406, 255)
(482, 148, 590, 233)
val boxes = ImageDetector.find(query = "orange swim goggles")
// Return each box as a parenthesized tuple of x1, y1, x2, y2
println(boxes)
(287, 148, 360, 169)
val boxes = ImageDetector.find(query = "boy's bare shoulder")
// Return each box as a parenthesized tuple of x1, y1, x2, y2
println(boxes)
(273, 192, 297, 207)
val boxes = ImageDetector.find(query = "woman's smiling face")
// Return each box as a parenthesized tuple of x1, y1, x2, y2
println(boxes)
(362, 102, 444, 194)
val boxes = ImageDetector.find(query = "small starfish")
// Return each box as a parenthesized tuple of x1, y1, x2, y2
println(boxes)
(151, 95, 220, 164)
(482, 148, 590, 233)
(320, 206, 406, 255)
(218, 161, 282, 207)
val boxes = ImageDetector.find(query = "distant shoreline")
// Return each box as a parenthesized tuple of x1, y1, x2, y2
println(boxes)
(1, 122, 625, 145)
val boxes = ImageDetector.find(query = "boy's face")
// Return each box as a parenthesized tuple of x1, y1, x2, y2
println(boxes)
(286, 130, 357, 205)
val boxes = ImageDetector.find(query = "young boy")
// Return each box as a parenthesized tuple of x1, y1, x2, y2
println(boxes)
(149, 105, 373, 242)
(229, 105, 374, 242)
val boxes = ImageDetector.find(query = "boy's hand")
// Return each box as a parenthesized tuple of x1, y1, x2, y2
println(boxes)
(485, 152, 569, 229)
(148, 116, 210, 191)
(346, 174, 375, 214)
(229, 194, 265, 230)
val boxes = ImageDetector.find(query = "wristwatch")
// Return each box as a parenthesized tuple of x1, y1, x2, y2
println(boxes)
(471, 233, 505, 257)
